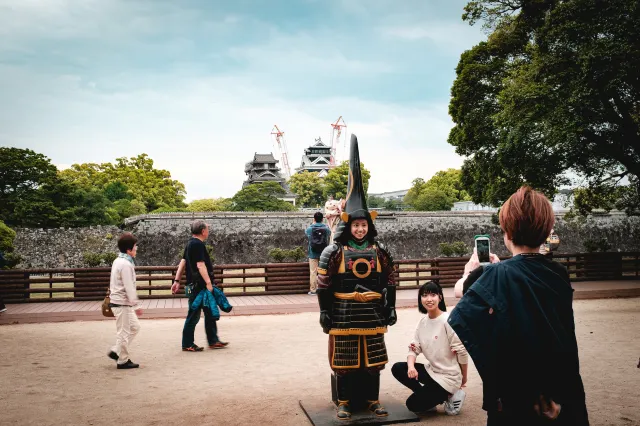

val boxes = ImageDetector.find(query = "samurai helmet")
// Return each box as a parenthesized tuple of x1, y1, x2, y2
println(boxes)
(333, 134, 378, 242)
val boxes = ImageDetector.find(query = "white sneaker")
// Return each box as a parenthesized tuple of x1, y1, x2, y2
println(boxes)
(444, 389, 466, 415)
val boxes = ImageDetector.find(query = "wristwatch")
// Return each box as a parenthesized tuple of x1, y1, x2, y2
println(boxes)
(173, 279, 179, 283)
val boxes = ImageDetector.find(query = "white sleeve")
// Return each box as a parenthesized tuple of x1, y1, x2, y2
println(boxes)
(408, 320, 422, 358)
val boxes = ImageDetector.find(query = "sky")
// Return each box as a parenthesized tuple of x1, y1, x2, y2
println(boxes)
(0, 0, 486, 201)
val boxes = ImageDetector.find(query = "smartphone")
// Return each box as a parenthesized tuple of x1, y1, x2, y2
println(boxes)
(474, 235, 491, 265)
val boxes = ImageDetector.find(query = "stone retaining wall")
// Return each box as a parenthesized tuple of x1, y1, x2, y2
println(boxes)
(13, 211, 640, 268)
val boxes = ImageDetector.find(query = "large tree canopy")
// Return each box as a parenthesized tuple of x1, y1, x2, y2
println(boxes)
(60, 154, 186, 212)
(449, 0, 640, 214)
(287, 171, 326, 208)
(405, 169, 471, 211)
(187, 198, 234, 212)
(230, 182, 296, 211)
(323, 161, 371, 200)
(0, 148, 58, 224)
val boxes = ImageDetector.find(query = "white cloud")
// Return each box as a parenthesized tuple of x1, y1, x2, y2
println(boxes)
(380, 21, 486, 52)
(0, 0, 472, 203)
(0, 64, 462, 201)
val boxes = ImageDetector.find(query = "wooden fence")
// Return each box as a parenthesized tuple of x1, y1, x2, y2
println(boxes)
(0, 252, 638, 304)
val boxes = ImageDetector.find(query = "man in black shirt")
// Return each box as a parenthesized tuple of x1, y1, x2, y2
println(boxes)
(172, 220, 228, 351)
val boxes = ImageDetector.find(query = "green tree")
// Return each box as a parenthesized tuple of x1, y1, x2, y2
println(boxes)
(449, 0, 640, 214)
(405, 169, 471, 211)
(0, 148, 58, 225)
(288, 171, 326, 207)
(13, 178, 117, 228)
(113, 199, 147, 220)
(0, 220, 16, 254)
(384, 199, 403, 210)
(103, 181, 132, 201)
(0, 220, 21, 268)
(60, 154, 187, 212)
(187, 198, 234, 212)
(231, 182, 296, 211)
(324, 161, 371, 200)
(367, 195, 386, 208)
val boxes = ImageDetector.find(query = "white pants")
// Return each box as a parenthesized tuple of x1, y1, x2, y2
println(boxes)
(309, 259, 319, 292)
(111, 306, 141, 365)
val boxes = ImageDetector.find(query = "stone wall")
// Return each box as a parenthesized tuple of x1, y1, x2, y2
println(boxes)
(12, 211, 640, 268)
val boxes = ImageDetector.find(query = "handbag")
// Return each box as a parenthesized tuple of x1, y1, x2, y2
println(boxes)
(102, 287, 115, 318)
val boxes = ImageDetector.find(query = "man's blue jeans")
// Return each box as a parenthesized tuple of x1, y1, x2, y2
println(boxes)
(181, 288, 219, 348)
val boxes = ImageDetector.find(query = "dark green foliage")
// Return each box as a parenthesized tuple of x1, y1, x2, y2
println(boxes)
(82, 252, 104, 267)
(268, 248, 286, 263)
(450, 0, 640, 214)
(231, 182, 296, 212)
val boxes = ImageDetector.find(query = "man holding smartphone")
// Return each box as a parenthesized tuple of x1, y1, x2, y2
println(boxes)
(172, 220, 228, 351)
(454, 244, 501, 299)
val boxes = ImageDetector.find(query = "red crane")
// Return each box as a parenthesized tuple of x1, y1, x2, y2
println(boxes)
(330, 116, 347, 166)
(271, 124, 291, 179)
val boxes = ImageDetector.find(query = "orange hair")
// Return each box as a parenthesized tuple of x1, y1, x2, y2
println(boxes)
(499, 186, 555, 247)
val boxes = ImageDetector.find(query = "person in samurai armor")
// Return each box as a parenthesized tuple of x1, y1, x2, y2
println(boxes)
(316, 134, 398, 420)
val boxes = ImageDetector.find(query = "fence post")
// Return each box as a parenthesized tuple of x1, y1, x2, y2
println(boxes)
(49, 272, 53, 300)
(23, 271, 30, 301)
(432, 259, 440, 284)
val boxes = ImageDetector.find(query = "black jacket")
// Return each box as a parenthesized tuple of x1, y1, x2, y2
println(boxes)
(448, 255, 589, 424)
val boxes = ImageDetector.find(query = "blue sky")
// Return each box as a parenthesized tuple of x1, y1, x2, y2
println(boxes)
(0, 0, 485, 201)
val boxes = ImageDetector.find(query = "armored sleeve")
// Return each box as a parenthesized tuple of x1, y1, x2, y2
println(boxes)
(376, 242, 397, 287)
(317, 243, 341, 290)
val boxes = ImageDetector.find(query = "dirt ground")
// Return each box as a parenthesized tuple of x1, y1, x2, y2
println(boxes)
(0, 298, 639, 426)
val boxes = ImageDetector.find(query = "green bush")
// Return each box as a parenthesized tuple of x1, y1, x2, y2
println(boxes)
(82, 252, 104, 267)
(0, 220, 17, 253)
(102, 252, 117, 265)
(451, 241, 470, 257)
(105, 233, 114, 240)
(268, 248, 286, 263)
(289, 247, 306, 262)
(205, 244, 216, 263)
(584, 238, 611, 253)
(0, 220, 19, 269)
(597, 238, 612, 252)
(2, 252, 21, 269)
(439, 243, 455, 257)
(440, 241, 469, 257)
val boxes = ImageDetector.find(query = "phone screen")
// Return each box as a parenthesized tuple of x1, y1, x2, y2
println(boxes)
(476, 239, 490, 263)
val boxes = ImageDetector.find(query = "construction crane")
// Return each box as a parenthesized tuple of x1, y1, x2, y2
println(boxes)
(329, 116, 347, 166)
(271, 124, 291, 179)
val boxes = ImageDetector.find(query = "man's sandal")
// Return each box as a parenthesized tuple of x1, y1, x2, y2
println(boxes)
(182, 344, 204, 352)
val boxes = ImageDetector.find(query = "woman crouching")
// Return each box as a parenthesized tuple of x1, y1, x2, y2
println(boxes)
(392, 281, 468, 415)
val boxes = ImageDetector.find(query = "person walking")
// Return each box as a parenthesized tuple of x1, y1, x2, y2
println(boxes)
(107, 232, 142, 369)
(305, 211, 330, 295)
(172, 220, 228, 351)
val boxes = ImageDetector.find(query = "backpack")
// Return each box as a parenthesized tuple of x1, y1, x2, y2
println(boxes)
(310, 227, 328, 253)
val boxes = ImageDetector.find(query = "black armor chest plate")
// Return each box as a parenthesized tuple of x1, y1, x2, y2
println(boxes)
(334, 246, 382, 293)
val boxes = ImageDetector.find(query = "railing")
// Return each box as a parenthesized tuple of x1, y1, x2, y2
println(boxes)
(0, 252, 638, 304)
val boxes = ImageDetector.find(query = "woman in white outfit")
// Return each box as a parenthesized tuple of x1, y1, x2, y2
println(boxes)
(107, 232, 143, 369)
(392, 281, 468, 415)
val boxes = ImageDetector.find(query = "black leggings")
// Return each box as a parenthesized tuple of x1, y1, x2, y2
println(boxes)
(391, 362, 450, 412)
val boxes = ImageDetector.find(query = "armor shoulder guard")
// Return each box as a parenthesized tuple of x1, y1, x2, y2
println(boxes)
(376, 242, 392, 259)
(318, 243, 341, 272)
